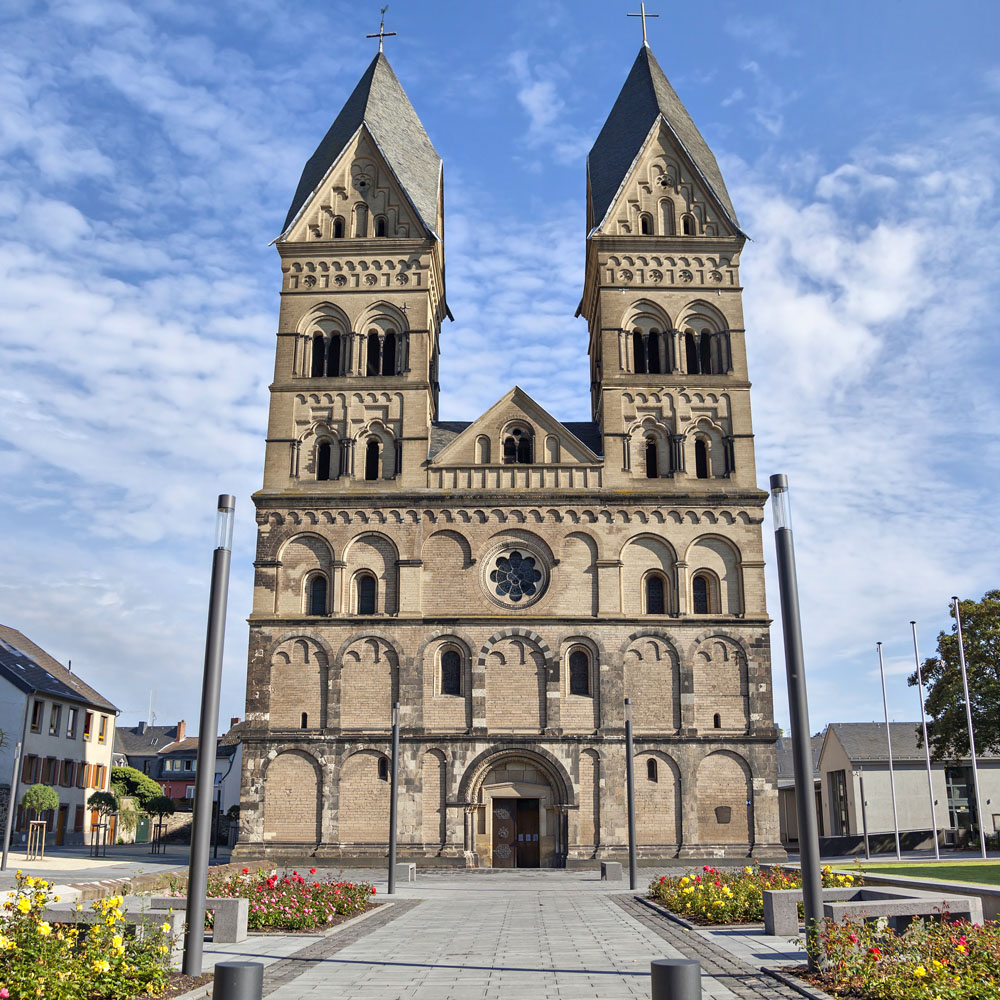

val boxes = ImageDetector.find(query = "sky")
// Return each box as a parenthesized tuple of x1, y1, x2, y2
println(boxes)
(1, 0, 998, 738)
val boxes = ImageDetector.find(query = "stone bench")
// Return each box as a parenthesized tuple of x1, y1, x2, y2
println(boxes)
(150, 895, 249, 943)
(42, 905, 185, 967)
(394, 863, 416, 883)
(763, 887, 983, 937)
(600, 861, 623, 881)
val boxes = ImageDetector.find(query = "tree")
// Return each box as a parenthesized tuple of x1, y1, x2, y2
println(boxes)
(145, 795, 176, 818)
(110, 765, 162, 809)
(907, 590, 1000, 759)
(87, 790, 119, 817)
(21, 784, 58, 821)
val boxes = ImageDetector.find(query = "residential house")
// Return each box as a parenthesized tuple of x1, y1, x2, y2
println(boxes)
(775, 732, 825, 847)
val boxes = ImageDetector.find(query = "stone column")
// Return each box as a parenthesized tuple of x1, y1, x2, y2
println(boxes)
(330, 560, 346, 616)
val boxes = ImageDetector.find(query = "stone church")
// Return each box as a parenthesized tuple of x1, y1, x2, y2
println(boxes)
(234, 39, 783, 865)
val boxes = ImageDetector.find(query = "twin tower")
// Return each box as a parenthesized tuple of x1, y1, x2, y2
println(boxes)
(234, 42, 783, 865)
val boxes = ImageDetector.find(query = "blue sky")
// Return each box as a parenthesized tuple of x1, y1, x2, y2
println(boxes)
(1, 0, 998, 737)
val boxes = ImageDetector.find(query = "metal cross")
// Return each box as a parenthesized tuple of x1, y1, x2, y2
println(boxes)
(366, 6, 397, 53)
(627, 2, 659, 45)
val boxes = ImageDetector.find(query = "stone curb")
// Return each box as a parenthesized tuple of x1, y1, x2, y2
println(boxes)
(762, 966, 832, 1000)
(631, 893, 698, 929)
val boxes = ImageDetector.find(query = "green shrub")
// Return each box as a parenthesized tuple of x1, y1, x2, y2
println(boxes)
(110, 766, 162, 809)
(87, 791, 119, 817)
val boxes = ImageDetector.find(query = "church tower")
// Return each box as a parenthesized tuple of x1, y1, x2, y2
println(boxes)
(235, 39, 783, 865)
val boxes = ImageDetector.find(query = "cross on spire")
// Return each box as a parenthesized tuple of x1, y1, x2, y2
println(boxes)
(366, 6, 397, 53)
(627, 2, 659, 46)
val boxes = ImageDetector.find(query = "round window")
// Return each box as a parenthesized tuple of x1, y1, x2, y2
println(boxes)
(482, 546, 548, 608)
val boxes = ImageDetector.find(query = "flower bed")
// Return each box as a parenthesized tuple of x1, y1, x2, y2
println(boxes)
(0, 871, 173, 1000)
(204, 868, 375, 931)
(803, 914, 1000, 999)
(648, 864, 858, 925)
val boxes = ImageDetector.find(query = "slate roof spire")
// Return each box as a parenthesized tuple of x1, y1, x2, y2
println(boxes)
(281, 52, 442, 239)
(587, 45, 740, 234)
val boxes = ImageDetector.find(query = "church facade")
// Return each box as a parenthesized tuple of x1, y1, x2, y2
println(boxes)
(234, 41, 784, 865)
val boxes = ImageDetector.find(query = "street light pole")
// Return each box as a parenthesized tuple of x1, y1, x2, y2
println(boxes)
(624, 698, 637, 891)
(768, 475, 823, 971)
(387, 702, 400, 894)
(1, 693, 31, 872)
(953, 598, 987, 860)
(876, 642, 902, 861)
(910, 622, 940, 861)
(856, 767, 870, 861)
(182, 495, 236, 978)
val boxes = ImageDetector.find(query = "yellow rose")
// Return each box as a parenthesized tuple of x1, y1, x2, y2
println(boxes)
(159, 944, 169, 954)
(24, 876, 35, 887)
(682, 886, 694, 894)
(92, 959, 110, 973)
(112, 935, 123, 949)
(75, 903, 83, 912)
(0, 934, 13, 950)
(160, 922, 171, 933)
(16, 898, 30, 913)
(744, 866, 753, 874)
(914, 965, 927, 978)
(37, 922, 51, 936)
(53, 895, 60, 902)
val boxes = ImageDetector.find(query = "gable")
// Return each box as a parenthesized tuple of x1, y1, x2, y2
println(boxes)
(283, 127, 425, 243)
(597, 120, 738, 239)
(430, 388, 601, 466)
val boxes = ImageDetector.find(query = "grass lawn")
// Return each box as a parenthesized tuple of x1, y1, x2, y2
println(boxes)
(846, 860, 1000, 886)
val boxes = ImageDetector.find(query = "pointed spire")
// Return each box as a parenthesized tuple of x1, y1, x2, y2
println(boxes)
(588, 45, 740, 234)
(281, 52, 441, 239)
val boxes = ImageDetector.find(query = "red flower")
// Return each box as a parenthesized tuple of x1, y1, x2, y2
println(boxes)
(868, 947, 881, 961)
(241, 868, 250, 874)
(371, 886, 376, 894)
(310, 868, 317, 874)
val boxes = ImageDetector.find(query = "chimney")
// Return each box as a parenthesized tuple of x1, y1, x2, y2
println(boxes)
(229, 717, 241, 730)
(137, 720, 147, 735)
(176, 720, 186, 742)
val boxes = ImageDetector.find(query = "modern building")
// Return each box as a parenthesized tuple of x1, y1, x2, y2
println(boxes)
(775, 733, 824, 847)
(818, 722, 1000, 843)
(235, 39, 783, 864)
(0, 625, 118, 846)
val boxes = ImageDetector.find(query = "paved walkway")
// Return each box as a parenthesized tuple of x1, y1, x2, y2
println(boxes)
(191, 868, 810, 1000)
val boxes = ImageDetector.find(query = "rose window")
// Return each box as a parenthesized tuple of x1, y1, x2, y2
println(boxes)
(490, 551, 542, 603)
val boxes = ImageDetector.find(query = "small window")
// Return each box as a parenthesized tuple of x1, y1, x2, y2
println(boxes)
(640, 213, 652, 235)
(375, 216, 387, 237)
(326, 334, 342, 377)
(695, 439, 709, 479)
(693, 575, 711, 614)
(661, 199, 675, 235)
(632, 330, 647, 374)
(441, 650, 461, 696)
(700, 331, 714, 375)
(66, 707, 78, 739)
(83, 711, 93, 742)
(357, 574, 377, 615)
(685, 331, 700, 373)
(98, 716, 108, 744)
(307, 575, 328, 616)
(646, 575, 666, 615)
(311, 334, 326, 377)
(366, 332, 381, 376)
(30, 700, 43, 733)
(364, 440, 380, 481)
(647, 331, 662, 374)
(569, 650, 590, 696)
(713, 712, 722, 729)
(645, 438, 658, 479)
(682, 214, 695, 236)
(301, 712, 308, 729)
(647, 758, 658, 782)
(49, 704, 61, 737)
(333, 216, 345, 239)
(317, 441, 332, 481)
(381, 332, 397, 376)
(475, 436, 491, 464)
(354, 203, 368, 238)
(377, 756, 389, 781)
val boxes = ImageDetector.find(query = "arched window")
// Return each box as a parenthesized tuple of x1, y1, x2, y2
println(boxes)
(326, 334, 342, 377)
(316, 442, 332, 481)
(695, 439, 710, 479)
(632, 330, 647, 374)
(647, 758, 658, 782)
(682, 214, 695, 235)
(364, 440, 380, 481)
(377, 756, 389, 781)
(307, 574, 327, 615)
(645, 437, 658, 479)
(713, 713, 721, 729)
(301, 712, 309, 729)
(502, 428, 532, 464)
(569, 650, 590, 696)
(311, 334, 326, 377)
(366, 332, 381, 376)
(375, 216, 387, 237)
(685, 331, 700, 373)
(354, 203, 368, 238)
(693, 574, 710, 614)
(333, 217, 345, 239)
(545, 436, 560, 463)
(661, 199, 674, 235)
(357, 574, 377, 615)
(441, 650, 461, 696)
(381, 332, 397, 376)
(646, 574, 666, 614)
(475, 436, 491, 463)
(639, 213, 652, 235)
(647, 331, 662, 374)
(700, 331, 714, 375)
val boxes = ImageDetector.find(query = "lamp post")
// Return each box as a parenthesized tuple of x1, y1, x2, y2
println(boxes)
(952, 598, 987, 860)
(387, 701, 400, 894)
(910, 622, 940, 861)
(1, 693, 31, 871)
(182, 495, 236, 978)
(624, 697, 637, 891)
(876, 642, 902, 861)
(855, 767, 870, 861)
(768, 475, 823, 971)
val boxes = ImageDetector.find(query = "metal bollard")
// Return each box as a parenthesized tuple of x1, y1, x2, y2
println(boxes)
(213, 961, 263, 1000)
(651, 958, 701, 1000)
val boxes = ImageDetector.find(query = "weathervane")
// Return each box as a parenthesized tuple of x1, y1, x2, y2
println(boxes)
(627, 2, 659, 46)
(366, 5, 397, 53)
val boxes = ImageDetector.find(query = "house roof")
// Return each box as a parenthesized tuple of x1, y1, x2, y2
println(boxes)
(587, 45, 740, 234)
(113, 724, 179, 757)
(157, 735, 236, 758)
(0, 624, 117, 713)
(281, 52, 442, 239)
(825, 721, 1000, 763)
(776, 733, 824, 785)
